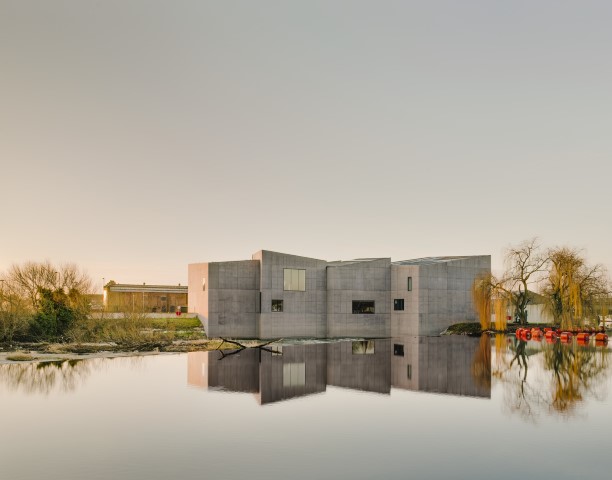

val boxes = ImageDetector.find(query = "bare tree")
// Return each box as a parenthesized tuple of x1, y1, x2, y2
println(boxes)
(502, 238, 549, 324)
(473, 239, 548, 328)
(0, 281, 30, 342)
(2, 261, 93, 311)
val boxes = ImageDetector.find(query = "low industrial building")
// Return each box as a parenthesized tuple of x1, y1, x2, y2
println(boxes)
(188, 250, 490, 338)
(103, 281, 188, 313)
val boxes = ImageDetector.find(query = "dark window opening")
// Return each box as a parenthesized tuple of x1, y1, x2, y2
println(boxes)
(352, 300, 375, 314)
(394, 344, 404, 356)
(407, 364, 412, 379)
(407, 277, 413, 291)
(271, 299, 283, 312)
(394, 299, 404, 311)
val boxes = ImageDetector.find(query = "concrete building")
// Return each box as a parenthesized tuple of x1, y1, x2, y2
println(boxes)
(189, 250, 490, 339)
(103, 281, 188, 313)
(391, 256, 491, 336)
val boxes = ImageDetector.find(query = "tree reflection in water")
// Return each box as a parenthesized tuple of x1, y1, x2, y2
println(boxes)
(495, 336, 611, 420)
(0, 357, 142, 395)
(471, 334, 491, 390)
(543, 341, 609, 414)
(0, 359, 95, 395)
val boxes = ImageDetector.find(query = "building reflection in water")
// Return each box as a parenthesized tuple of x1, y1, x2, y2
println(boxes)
(392, 336, 491, 398)
(187, 336, 491, 405)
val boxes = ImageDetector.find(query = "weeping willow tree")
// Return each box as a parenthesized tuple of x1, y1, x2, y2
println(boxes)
(542, 248, 610, 329)
(472, 272, 510, 331)
(472, 273, 493, 330)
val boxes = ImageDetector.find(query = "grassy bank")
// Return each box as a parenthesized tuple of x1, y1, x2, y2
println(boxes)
(443, 322, 483, 336)
(444, 322, 607, 336)
(0, 315, 207, 353)
(67, 315, 206, 344)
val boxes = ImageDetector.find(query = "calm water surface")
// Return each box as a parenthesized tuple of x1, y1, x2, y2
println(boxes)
(1, 336, 610, 480)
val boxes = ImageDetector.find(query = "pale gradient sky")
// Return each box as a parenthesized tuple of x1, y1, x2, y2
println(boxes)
(1, 0, 611, 291)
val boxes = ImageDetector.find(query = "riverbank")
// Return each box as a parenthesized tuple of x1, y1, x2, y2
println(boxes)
(0, 338, 261, 364)
(443, 322, 612, 336)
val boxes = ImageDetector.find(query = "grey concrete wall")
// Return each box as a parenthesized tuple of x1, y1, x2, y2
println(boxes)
(207, 260, 260, 338)
(390, 264, 420, 337)
(326, 258, 391, 337)
(416, 336, 490, 398)
(390, 336, 420, 391)
(186, 350, 260, 393)
(255, 250, 328, 339)
(257, 343, 327, 405)
(326, 339, 391, 394)
(186, 351, 209, 389)
(188, 263, 209, 333)
(418, 256, 491, 335)
(390, 336, 490, 398)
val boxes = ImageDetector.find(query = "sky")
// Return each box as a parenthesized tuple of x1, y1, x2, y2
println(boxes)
(1, 0, 611, 291)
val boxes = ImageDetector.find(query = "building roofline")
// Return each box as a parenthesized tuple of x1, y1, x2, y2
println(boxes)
(327, 258, 391, 267)
(392, 255, 489, 266)
(106, 284, 187, 293)
(252, 250, 327, 262)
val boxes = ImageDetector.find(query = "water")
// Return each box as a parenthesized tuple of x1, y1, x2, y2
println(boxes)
(0, 336, 610, 480)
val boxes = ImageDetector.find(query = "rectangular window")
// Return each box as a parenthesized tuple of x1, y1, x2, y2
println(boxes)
(284, 268, 306, 291)
(407, 277, 412, 291)
(283, 363, 306, 387)
(407, 364, 412, 380)
(394, 299, 404, 311)
(271, 299, 283, 312)
(394, 344, 404, 356)
(352, 340, 375, 354)
(352, 301, 375, 314)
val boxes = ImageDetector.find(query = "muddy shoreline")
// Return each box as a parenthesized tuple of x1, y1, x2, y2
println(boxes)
(0, 339, 251, 364)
